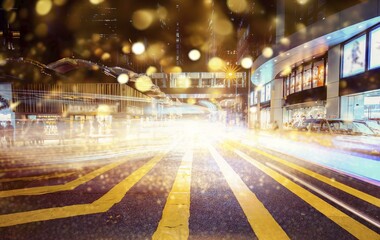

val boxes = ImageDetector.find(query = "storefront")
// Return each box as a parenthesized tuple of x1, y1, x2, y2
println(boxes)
(282, 55, 327, 126)
(0, 83, 15, 127)
(283, 102, 326, 127)
(340, 23, 380, 121)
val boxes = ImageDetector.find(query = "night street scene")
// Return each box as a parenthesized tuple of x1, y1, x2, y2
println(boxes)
(0, 0, 380, 239)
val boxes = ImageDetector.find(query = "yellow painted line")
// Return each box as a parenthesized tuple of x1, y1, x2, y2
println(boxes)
(0, 153, 149, 198)
(0, 161, 102, 173)
(152, 146, 193, 240)
(208, 145, 290, 240)
(0, 172, 75, 183)
(233, 141, 380, 208)
(233, 148, 380, 240)
(0, 149, 170, 227)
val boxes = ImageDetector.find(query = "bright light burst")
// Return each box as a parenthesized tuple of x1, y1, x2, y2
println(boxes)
(117, 74, 129, 84)
(188, 49, 201, 61)
(132, 42, 146, 55)
(241, 57, 253, 69)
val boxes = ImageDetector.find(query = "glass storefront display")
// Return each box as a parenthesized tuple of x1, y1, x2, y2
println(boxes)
(341, 89, 380, 120)
(283, 105, 326, 128)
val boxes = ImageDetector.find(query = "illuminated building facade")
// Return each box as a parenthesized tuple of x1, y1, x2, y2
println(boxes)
(250, 0, 380, 129)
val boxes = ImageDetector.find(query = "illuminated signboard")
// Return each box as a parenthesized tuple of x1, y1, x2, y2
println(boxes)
(369, 27, 380, 70)
(342, 34, 366, 78)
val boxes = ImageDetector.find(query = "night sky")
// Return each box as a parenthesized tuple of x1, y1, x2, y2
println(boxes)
(1, 0, 275, 72)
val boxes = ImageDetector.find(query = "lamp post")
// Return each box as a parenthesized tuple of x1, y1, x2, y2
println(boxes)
(225, 65, 240, 125)
(241, 57, 253, 128)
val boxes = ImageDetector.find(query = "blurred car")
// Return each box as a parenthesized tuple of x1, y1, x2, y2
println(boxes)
(362, 120, 380, 134)
(289, 118, 380, 155)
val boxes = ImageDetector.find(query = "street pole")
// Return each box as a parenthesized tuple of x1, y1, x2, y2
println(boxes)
(247, 69, 251, 128)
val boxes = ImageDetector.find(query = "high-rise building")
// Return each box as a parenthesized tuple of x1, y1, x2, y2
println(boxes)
(0, 7, 21, 56)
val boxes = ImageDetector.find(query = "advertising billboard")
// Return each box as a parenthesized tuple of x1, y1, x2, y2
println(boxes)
(342, 34, 366, 78)
(369, 27, 380, 70)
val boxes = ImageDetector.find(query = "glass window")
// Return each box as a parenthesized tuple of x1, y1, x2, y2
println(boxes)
(295, 71, 302, 92)
(286, 76, 290, 96)
(265, 83, 271, 102)
(260, 88, 265, 103)
(290, 73, 295, 94)
(369, 26, 380, 70)
(303, 65, 312, 90)
(313, 60, 325, 87)
(342, 34, 366, 78)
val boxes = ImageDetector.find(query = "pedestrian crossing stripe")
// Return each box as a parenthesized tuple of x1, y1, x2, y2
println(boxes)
(233, 148, 380, 240)
(233, 140, 380, 208)
(0, 149, 171, 227)
(209, 145, 290, 240)
(152, 144, 193, 240)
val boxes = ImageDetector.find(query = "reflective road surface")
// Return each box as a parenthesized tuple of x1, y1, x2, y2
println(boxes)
(0, 120, 379, 240)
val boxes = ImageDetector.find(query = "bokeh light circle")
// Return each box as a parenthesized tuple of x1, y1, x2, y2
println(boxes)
(188, 49, 201, 61)
(241, 57, 253, 69)
(132, 42, 145, 55)
(262, 47, 274, 58)
(36, 0, 53, 16)
(117, 74, 129, 84)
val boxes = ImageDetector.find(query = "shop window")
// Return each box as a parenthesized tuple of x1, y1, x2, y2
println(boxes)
(265, 83, 271, 102)
(260, 88, 266, 103)
(290, 73, 295, 94)
(303, 64, 312, 90)
(295, 70, 302, 92)
(312, 60, 325, 87)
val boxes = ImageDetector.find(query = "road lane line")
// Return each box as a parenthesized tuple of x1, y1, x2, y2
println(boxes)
(0, 162, 100, 173)
(0, 149, 171, 227)
(0, 152, 152, 198)
(233, 149, 380, 240)
(266, 162, 380, 229)
(233, 141, 380, 208)
(152, 145, 193, 240)
(208, 145, 290, 240)
(0, 172, 75, 183)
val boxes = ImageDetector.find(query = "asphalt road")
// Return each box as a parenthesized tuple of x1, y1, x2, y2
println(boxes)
(0, 121, 379, 240)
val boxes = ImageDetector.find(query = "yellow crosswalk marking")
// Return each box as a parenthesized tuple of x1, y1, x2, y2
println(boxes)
(234, 148, 380, 240)
(233, 141, 380, 208)
(0, 161, 102, 173)
(0, 150, 170, 227)
(0, 153, 153, 198)
(0, 172, 75, 183)
(209, 145, 290, 240)
(152, 146, 193, 240)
